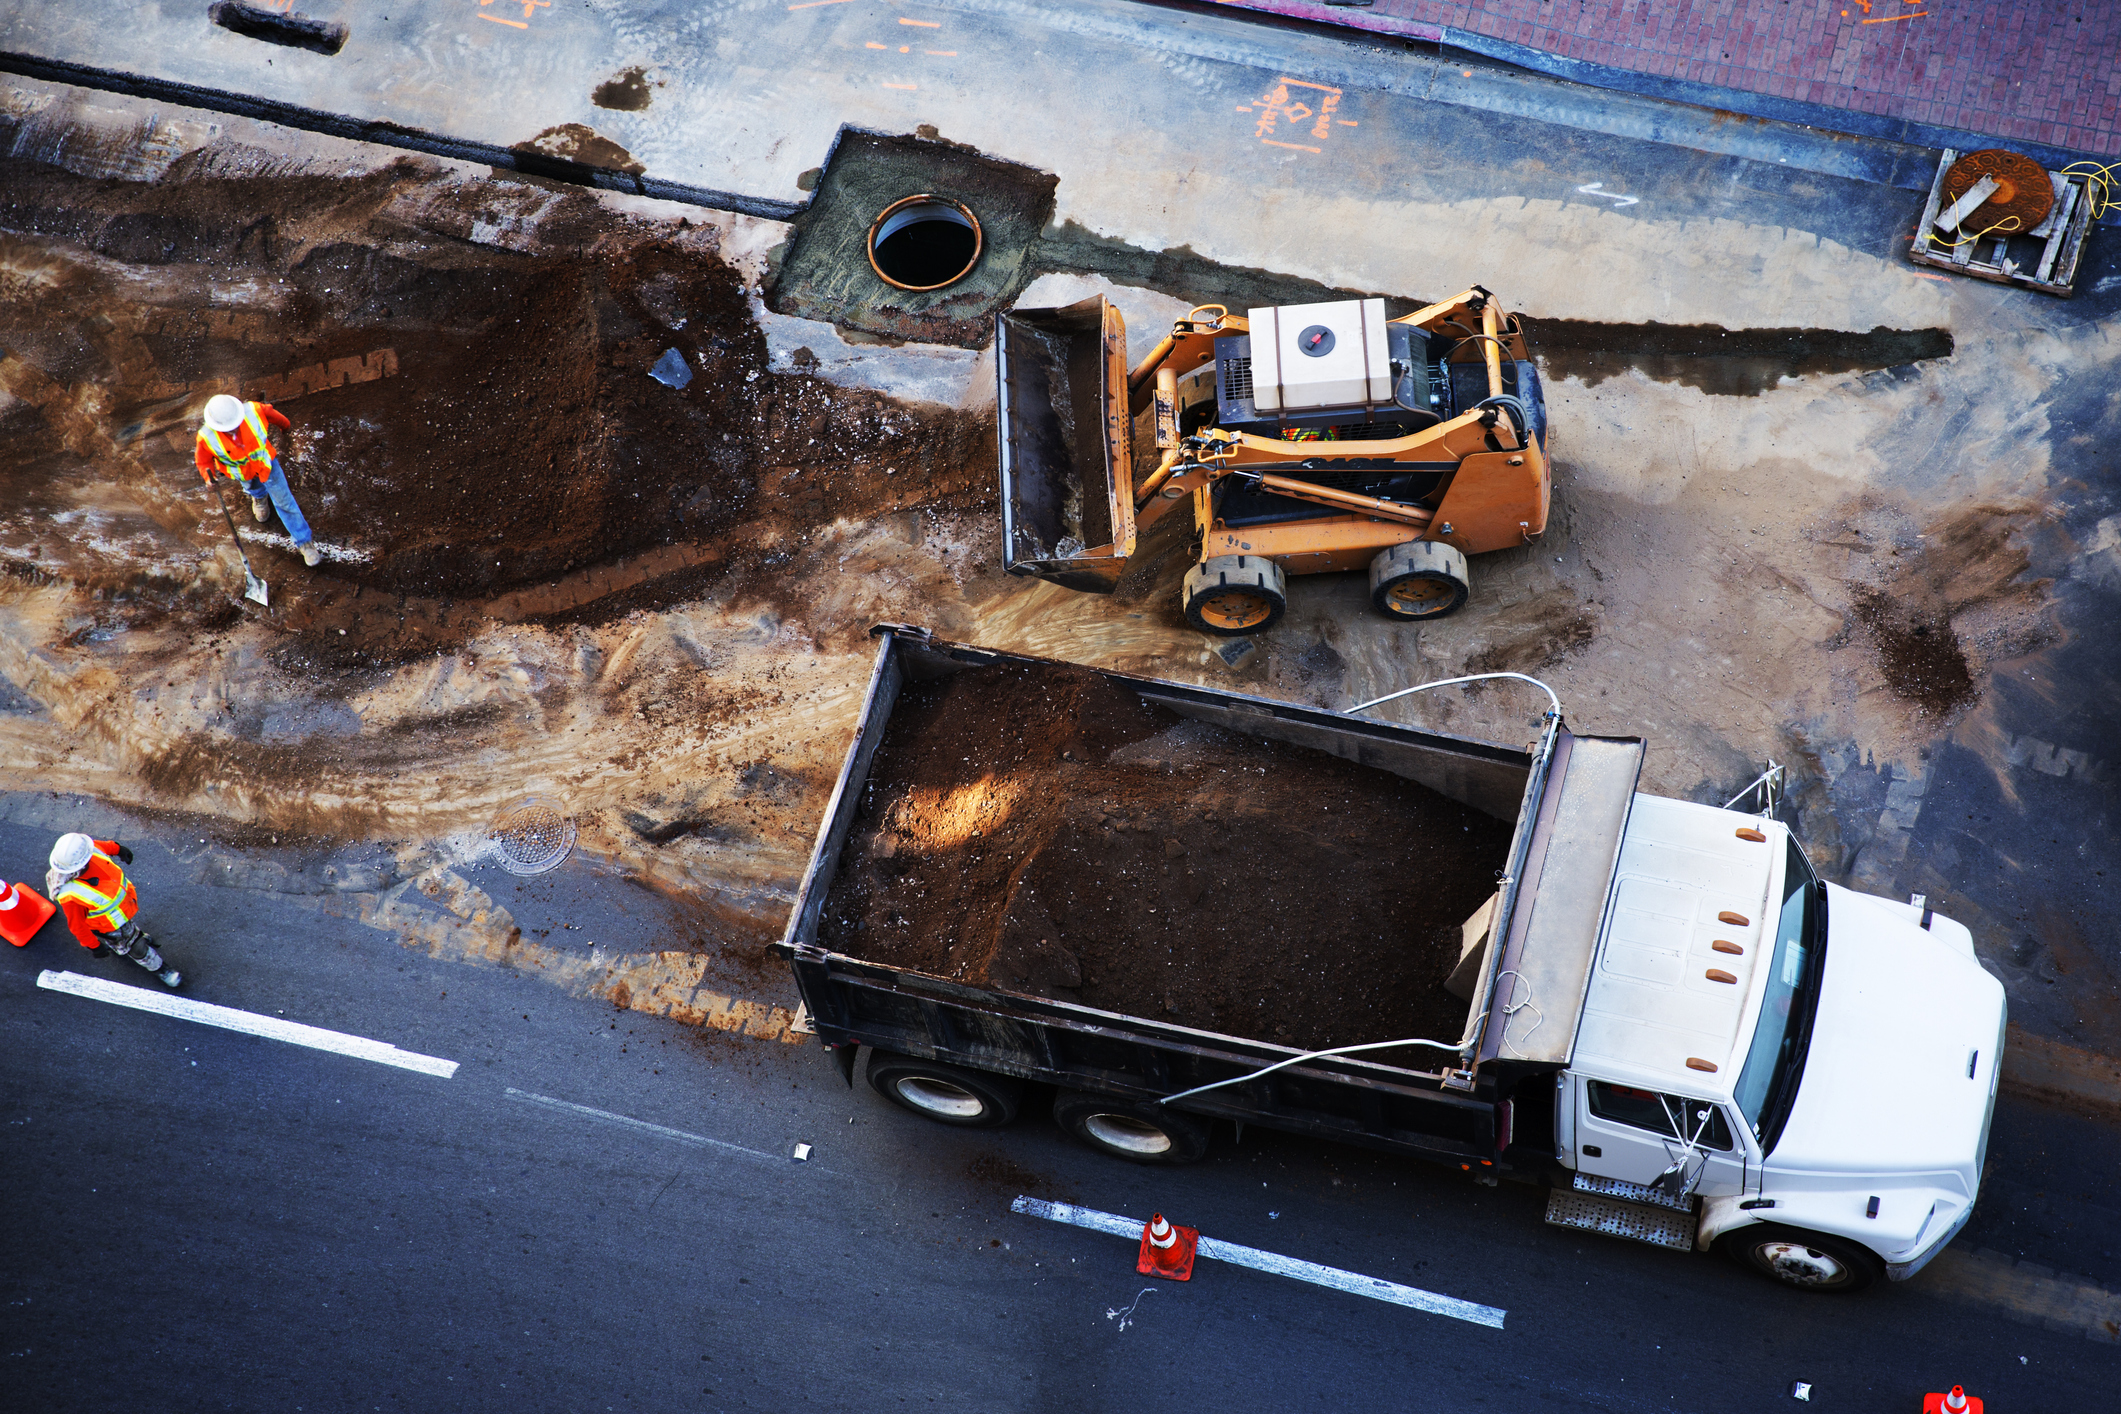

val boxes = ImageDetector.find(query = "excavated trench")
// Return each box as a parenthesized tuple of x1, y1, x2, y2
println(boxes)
(0, 154, 995, 662)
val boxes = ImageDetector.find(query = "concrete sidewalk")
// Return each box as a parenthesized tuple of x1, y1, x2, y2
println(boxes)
(1186, 0, 2120, 163)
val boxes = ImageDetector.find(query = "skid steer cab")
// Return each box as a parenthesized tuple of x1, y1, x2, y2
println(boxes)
(995, 287, 1549, 634)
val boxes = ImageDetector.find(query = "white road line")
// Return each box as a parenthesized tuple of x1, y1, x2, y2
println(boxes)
(502, 1088, 783, 1165)
(36, 970, 458, 1078)
(1011, 1195, 1507, 1329)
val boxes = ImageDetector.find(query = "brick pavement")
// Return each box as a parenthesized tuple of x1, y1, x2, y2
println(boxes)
(1189, 0, 2120, 161)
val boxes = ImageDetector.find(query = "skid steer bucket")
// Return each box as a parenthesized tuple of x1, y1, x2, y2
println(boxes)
(995, 296, 1136, 591)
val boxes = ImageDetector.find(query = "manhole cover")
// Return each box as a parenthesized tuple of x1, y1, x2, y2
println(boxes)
(490, 796, 576, 876)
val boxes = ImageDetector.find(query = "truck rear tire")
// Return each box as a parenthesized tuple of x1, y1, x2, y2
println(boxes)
(1714, 1223, 1882, 1294)
(1370, 540, 1469, 620)
(1052, 1091, 1210, 1164)
(866, 1052, 1023, 1128)
(1183, 555, 1286, 636)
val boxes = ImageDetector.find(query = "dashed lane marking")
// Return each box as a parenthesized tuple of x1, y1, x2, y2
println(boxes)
(503, 1087, 789, 1165)
(1011, 1196, 1506, 1328)
(36, 969, 458, 1078)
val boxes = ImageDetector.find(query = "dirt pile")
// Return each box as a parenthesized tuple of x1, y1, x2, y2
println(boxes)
(818, 660, 1512, 1052)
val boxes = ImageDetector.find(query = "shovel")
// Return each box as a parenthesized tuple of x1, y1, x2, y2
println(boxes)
(209, 479, 270, 606)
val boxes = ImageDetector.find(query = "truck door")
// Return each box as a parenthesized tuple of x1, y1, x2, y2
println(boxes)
(1575, 1078, 1746, 1196)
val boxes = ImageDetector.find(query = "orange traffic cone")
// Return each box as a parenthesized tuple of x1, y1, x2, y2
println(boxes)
(0, 880, 56, 947)
(1136, 1212, 1198, 1281)
(1923, 1386, 1982, 1414)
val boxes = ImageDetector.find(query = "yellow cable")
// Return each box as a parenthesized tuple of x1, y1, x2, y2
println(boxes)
(1929, 214, 2022, 250)
(2059, 162, 2117, 221)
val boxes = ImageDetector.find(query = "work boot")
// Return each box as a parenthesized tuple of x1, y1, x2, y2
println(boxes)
(250, 495, 271, 523)
(156, 967, 183, 989)
(300, 543, 321, 567)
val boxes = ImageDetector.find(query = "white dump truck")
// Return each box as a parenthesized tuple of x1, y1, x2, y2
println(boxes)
(779, 629, 2005, 1292)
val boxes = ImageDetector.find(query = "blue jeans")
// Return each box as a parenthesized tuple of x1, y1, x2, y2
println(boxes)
(246, 456, 313, 547)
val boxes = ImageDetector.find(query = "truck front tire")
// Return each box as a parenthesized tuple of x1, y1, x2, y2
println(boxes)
(1714, 1223, 1882, 1293)
(1052, 1091, 1210, 1164)
(866, 1052, 1023, 1128)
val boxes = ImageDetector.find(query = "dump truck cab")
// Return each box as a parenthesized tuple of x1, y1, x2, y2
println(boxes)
(996, 288, 1550, 632)
(1540, 795, 2006, 1291)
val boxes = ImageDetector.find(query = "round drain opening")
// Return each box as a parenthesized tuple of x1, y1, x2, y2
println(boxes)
(866, 195, 982, 291)
(490, 795, 576, 876)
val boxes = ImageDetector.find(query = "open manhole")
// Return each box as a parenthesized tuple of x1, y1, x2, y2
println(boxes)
(490, 796, 576, 876)
(768, 129, 1057, 347)
(867, 194, 983, 291)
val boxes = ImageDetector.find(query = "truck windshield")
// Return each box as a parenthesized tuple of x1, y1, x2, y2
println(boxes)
(1732, 836, 1824, 1153)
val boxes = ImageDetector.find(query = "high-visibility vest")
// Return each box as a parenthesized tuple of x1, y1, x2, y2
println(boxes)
(54, 851, 139, 934)
(197, 402, 275, 480)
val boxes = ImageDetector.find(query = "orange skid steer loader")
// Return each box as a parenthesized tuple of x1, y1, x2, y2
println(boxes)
(995, 288, 1549, 634)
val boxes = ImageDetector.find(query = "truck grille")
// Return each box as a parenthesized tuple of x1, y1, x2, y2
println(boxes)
(1219, 355, 1253, 404)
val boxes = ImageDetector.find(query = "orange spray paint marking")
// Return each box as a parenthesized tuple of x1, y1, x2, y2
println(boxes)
(1860, 9, 1926, 20)
(898, 15, 941, 24)
(882, 82, 917, 89)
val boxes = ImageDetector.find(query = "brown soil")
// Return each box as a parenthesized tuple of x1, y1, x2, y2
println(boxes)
(0, 155, 996, 659)
(818, 659, 1513, 1052)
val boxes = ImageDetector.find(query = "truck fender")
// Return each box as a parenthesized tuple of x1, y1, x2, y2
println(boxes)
(1698, 1192, 1892, 1267)
(1697, 1193, 1768, 1250)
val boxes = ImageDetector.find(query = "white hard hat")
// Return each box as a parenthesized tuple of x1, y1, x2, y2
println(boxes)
(204, 394, 245, 432)
(50, 833, 95, 873)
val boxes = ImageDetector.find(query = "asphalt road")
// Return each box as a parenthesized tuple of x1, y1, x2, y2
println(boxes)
(3, 808, 2116, 1413)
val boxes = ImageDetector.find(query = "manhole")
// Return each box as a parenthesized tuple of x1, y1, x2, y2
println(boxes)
(867, 195, 983, 291)
(490, 796, 576, 876)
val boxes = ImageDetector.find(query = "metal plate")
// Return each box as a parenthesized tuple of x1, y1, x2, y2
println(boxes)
(1572, 1170, 1694, 1213)
(1544, 1188, 1695, 1250)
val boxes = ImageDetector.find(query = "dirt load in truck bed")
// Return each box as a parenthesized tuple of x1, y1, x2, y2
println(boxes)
(819, 659, 1514, 1053)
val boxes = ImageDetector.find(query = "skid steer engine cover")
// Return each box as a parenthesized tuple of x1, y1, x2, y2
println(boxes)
(1248, 298, 1390, 413)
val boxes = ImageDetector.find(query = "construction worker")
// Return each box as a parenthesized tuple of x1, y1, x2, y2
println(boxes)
(46, 833, 182, 989)
(196, 392, 321, 567)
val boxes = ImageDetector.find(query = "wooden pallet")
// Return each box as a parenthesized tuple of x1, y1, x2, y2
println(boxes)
(1909, 148, 2095, 297)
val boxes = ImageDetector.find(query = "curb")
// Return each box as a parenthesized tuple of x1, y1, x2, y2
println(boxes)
(1160, 0, 2121, 226)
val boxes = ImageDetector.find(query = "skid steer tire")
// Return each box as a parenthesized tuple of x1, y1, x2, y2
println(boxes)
(1370, 540, 1470, 621)
(866, 1052, 1023, 1128)
(1183, 555, 1286, 636)
(1052, 1091, 1211, 1165)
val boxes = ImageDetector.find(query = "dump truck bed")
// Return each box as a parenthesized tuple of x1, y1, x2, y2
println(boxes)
(776, 627, 1640, 1169)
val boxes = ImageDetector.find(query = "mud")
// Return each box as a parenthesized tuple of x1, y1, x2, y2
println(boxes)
(1531, 321, 1955, 397)
(591, 68, 654, 113)
(818, 660, 1511, 1053)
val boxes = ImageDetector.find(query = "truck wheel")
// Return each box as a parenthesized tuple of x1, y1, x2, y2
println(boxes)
(1714, 1223, 1882, 1294)
(1052, 1091, 1210, 1164)
(1183, 555, 1286, 636)
(866, 1052, 1023, 1128)
(1370, 540, 1469, 620)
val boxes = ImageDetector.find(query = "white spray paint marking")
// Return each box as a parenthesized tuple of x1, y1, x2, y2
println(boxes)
(1574, 181, 1641, 208)
(236, 529, 373, 563)
(1011, 1196, 1506, 1328)
(502, 1088, 785, 1166)
(36, 970, 457, 1077)
(1106, 1287, 1156, 1331)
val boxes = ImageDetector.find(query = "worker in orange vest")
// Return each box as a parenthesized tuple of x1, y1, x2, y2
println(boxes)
(46, 833, 182, 988)
(196, 393, 321, 567)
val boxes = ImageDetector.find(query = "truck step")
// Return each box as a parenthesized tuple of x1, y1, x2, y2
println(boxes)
(1572, 1171, 1694, 1213)
(1544, 1188, 1696, 1251)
